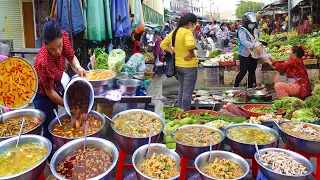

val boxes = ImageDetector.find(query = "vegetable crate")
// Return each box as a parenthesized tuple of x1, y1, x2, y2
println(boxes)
(204, 67, 220, 85)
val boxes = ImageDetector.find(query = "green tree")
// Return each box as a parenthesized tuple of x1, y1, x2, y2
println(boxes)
(236, 0, 264, 19)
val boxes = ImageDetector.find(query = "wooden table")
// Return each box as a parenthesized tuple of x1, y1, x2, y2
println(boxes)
(11, 48, 40, 58)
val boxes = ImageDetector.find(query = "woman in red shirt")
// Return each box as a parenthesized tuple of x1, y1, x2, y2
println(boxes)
(33, 18, 86, 142)
(269, 46, 311, 98)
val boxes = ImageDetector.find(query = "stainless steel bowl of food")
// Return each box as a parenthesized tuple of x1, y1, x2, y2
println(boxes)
(48, 110, 106, 149)
(254, 148, 313, 180)
(0, 109, 45, 142)
(50, 137, 118, 180)
(86, 70, 116, 87)
(113, 72, 131, 89)
(132, 72, 146, 80)
(278, 121, 320, 154)
(170, 124, 225, 159)
(195, 151, 250, 180)
(0, 135, 52, 180)
(224, 123, 279, 157)
(111, 109, 165, 153)
(132, 143, 180, 180)
(117, 79, 143, 96)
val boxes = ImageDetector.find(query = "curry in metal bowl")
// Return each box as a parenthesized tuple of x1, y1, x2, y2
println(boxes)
(226, 126, 276, 144)
(112, 111, 163, 138)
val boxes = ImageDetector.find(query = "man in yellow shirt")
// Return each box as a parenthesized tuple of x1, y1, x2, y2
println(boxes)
(160, 13, 198, 111)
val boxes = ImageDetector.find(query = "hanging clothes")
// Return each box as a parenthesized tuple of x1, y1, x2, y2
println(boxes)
(111, 0, 131, 38)
(86, 0, 106, 41)
(57, 0, 86, 36)
(104, 0, 112, 39)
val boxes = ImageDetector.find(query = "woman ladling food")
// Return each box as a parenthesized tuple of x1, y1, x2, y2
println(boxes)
(33, 18, 86, 142)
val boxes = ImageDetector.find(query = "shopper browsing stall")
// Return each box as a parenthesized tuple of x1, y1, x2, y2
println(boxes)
(268, 46, 311, 98)
(216, 22, 230, 49)
(234, 12, 263, 89)
(33, 18, 86, 142)
(160, 13, 198, 111)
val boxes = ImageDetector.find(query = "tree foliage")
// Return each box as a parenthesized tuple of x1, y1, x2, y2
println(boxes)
(236, 0, 264, 19)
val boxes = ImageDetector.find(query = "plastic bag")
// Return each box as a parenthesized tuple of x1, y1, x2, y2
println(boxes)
(124, 53, 146, 76)
(108, 49, 126, 72)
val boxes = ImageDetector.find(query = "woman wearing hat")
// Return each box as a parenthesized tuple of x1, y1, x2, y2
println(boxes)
(33, 18, 86, 142)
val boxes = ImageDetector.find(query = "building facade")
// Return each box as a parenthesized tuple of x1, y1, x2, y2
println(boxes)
(165, 0, 203, 17)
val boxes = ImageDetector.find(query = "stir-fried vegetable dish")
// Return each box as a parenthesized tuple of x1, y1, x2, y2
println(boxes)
(259, 151, 308, 175)
(0, 142, 47, 177)
(56, 147, 112, 180)
(227, 126, 276, 144)
(113, 112, 162, 137)
(0, 58, 37, 108)
(281, 122, 320, 141)
(86, 71, 115, 81)
(138, 153, 179, 179)
(172, 126, 222, 146)
(52, 115, 102, 138)
(0, 115, 41, 137)
(200, 158, 244, 179)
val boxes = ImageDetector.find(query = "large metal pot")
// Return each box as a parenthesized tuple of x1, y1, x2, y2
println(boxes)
(48, 110, 106, 149)
(63, 77, 95, 116)
(0, 109, 45, 142)
(225, 123, 279, 157)
(50, 137, 118, 180)
(195, 151, 250, 180)
(170, 125, 225, 159)
(0, 135, 52, 180)
(254, 148, 313, 180)
(132, 143, 180, 180)
(111, 109, 165, 153)
(278, 121, 320, 154)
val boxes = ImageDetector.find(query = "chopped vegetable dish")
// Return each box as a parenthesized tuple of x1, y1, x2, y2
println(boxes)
(281, 122, 320, 141)
(0, 115, 42, 137)
(200, 158, 244, 179)
(86, 71, 115, 81)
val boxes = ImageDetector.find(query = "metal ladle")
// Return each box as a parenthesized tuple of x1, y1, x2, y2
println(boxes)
(103, 114, 115, 124)
(53, 109, 62, 126)
(207, 135, 213, 162)
(16, 118, 26, 148)
(255, 141, 271, 169)
(146, 124, 153, 158)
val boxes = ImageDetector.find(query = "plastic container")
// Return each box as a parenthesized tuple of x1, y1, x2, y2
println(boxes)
(206, 77, 220, 86)
(241, 104, 286, 117)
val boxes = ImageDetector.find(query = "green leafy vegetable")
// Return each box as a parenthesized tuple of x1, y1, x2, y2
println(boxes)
(312, 85, 320, 95)
(163, 107, 183, 121)
(292, 108, 318, 122)
(209, 50, 222, 58)
(93, 47, 108, 70)
(305, 94, 320, 109)
(272, 97, 301, 113)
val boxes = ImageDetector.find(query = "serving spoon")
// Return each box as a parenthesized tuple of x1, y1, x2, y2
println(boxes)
(16, 118, 26, 148)
(207, 135, 213, 163)
(255, 141, 271, 169)
(103, 114, 115, 124)
(53, 109, 62, 126)
(146, 124, 153, 159)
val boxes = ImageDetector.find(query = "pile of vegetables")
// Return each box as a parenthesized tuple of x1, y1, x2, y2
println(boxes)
(108, 49, 126, 72)
(306, 36, 320, 57)
(93, 47, 108, 70)
(272, 93, 320, 124)
(142, 52, 154, 63)
(163, 107, 183, 122)
(209, 49, 222, 58)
